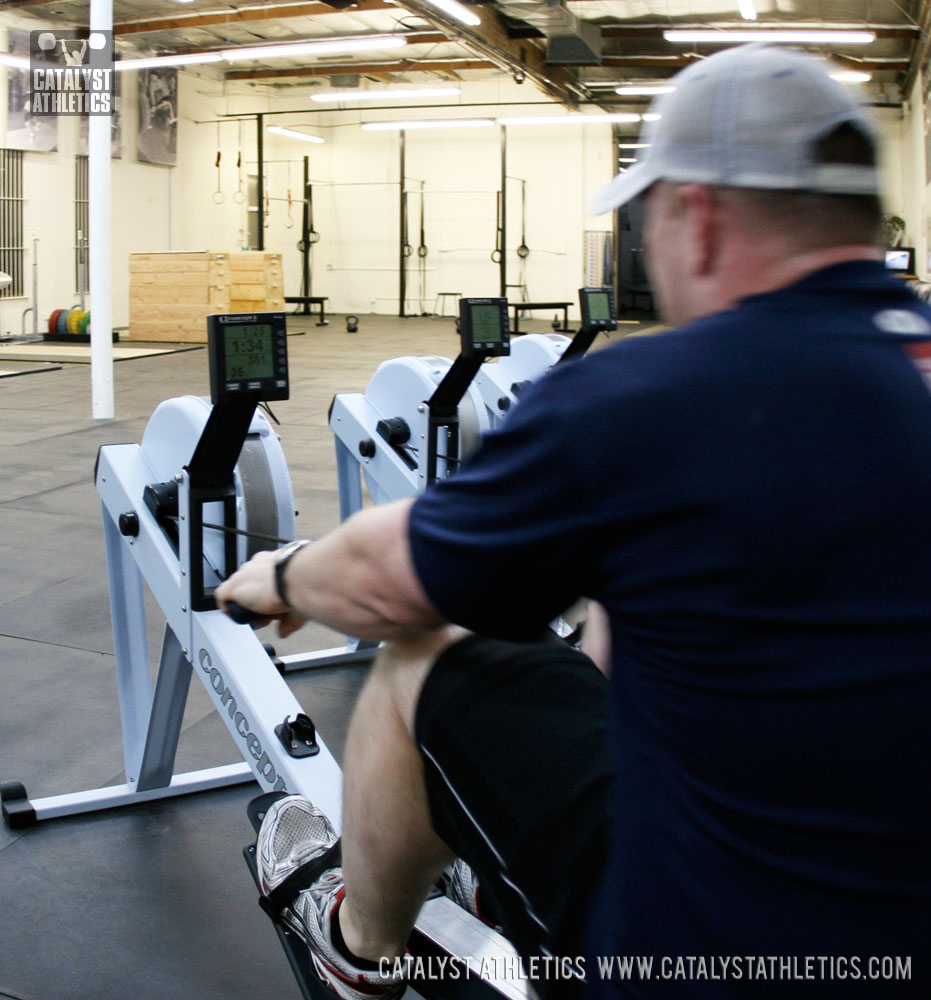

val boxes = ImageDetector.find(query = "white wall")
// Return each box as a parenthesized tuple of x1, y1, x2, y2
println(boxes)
(0, 23, 173, 333)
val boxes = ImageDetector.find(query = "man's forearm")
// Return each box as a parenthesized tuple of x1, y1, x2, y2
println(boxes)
(216, 498, 446, 641)
(286, 500, 444, 639)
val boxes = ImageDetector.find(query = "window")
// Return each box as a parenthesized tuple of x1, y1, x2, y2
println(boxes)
(0, 149, 24, 298)
(75, 154, 89, 292)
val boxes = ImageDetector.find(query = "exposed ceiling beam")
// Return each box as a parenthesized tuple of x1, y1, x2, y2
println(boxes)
(226, 57, 493, 79)
(394, 0, 579, 106)
(123, 30, 448, 59)
(114, 0, 400, 36)
(600, 56, 693, 69)
(0, 0, 57, 8)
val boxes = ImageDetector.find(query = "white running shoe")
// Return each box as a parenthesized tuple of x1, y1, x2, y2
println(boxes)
(257, 794, 407, 1000)
(445, 859, 500, 931)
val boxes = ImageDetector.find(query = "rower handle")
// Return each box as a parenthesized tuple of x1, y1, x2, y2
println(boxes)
(227, 601, 265, 626)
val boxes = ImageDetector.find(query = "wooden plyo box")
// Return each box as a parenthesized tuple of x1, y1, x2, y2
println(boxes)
(128, 251, 285, 343)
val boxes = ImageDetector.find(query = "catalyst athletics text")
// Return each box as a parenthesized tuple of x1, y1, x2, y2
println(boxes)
(378, 955, 584, 981)
(31, 68, 113, 115)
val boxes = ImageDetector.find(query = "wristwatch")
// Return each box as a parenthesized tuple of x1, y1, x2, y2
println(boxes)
(274, 539, 311, 609)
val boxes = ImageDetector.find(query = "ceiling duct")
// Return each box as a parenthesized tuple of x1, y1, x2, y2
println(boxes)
(499, 0, 602, 64)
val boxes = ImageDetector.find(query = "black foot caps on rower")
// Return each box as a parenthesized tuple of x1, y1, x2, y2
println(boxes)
(1, 781, 37, 829)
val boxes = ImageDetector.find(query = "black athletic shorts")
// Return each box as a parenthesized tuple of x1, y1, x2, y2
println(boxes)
(415, 633, 613, 994)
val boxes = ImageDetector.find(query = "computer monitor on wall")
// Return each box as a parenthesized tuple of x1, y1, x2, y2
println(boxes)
(884, 247, 915, 275)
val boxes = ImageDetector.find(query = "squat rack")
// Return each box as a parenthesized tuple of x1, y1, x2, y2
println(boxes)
(397, 126, 512, 317)
(215, 112, 545, 317)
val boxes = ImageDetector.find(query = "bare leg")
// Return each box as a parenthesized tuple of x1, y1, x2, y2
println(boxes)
(338, 625, 470, 962)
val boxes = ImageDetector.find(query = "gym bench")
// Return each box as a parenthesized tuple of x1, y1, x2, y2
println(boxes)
(285, 296, 329, 327)
(511, 301, 572, 336)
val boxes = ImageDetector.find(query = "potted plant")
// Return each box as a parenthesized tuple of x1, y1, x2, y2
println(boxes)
(881, 214, 906, 247)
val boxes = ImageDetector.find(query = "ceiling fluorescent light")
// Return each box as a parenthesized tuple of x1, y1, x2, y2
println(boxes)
(618, 157, 639, 163)
(362, 119, 494, 130)
(498, 114, 641, 126)
(737, 0, 757, 20)
(664, 29, 875, 44)
(830, 70, 871, 83)
(268, 126, 324, 144)
(615, 85, 675, 96)
(312, 87, 461, 102)
(642, 113, 662, 121)
(618, 143, 651, 149)
(422, 0, 481, 27)
(223, 36, 407, 62)
(116, 52, 224, 71)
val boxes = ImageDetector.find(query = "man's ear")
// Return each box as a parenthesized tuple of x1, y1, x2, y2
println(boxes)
(678, 184, 718, 276)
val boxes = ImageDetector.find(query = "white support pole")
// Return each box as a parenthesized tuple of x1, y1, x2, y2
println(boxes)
(89, 0, 114, 419)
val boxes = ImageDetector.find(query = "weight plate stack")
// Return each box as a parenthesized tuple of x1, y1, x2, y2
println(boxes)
(66, 308, 85, 335)
(48, 309, 64, 333)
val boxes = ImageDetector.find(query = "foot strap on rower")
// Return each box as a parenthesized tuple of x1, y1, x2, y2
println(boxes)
(259, 840, 343, 919)
(244, 791, 343, 916)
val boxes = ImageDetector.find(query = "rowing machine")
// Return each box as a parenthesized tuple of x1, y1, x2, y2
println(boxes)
(330, 298, 509, 521)
(1, 310, 527, 1000)
(473, 286, 618, 427)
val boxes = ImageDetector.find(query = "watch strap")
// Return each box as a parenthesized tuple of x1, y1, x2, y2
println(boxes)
(274, 539, 310, 609)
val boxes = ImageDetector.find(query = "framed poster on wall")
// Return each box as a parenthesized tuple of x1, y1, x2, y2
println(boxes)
(138, 67, 177, 165)
(6, 29, 58, 151)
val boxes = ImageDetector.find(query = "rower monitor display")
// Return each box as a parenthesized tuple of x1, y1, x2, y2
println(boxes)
(207, 312, 289, 403)
(458, 298, 510, 358)
(579, 287, 617, 332)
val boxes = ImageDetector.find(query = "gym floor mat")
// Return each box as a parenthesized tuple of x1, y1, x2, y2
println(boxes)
(0, 343, 203, 364)
(0, 364, 62, 378)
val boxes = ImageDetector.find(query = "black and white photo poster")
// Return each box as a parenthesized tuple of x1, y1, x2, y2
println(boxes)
(137, 67, 177, 165)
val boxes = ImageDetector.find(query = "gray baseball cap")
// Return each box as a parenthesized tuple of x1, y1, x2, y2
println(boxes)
(591, 44, 880, 214)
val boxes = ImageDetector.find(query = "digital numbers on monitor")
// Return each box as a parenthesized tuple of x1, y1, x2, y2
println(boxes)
(458, 298, 510, 357)
(207, 312, 289, 403)
(587, 292, 611, 322)
(224, 324, 275, 380)
(579, 287, 617, 331)
(471, 304, 505, 343)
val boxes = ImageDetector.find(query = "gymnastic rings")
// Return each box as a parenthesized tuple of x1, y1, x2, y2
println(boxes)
(517, 243, 530, 259)
(417, 244, 428, 258)
(490, 249, 503, 264)
(403, 243, 414, 258)
(233, 142, 245, 203)
(297, 231, 321, 254)
(213, 139, 225, 203)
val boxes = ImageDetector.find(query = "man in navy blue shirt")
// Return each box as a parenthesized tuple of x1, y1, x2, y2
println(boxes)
(219, 45, 930, 998)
